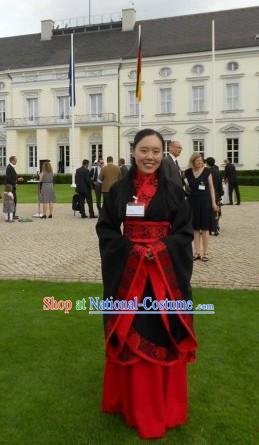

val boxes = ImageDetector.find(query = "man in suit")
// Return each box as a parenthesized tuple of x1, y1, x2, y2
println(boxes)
(90, 159, 104, 214)
(6, 155, 18, 219)
(75, 159, 97, 218)
(162, 140, 184, 188)
(119, 158, 129, 178)
(99, 156, 121, 203)
(224, 159, 241, 205)
(206, 157, 224, 235)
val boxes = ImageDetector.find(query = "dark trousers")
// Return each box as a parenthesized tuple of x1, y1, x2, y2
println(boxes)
(102, 192, 109, 204)
(79, 191, 95, 217)
(229, 182, 240, 205)
(210, 210, 220, 234)
(13, 187, 17, 217)
(93, 182, 102, 212)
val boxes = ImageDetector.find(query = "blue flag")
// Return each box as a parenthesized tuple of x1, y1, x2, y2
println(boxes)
(68, 53, 76, 107)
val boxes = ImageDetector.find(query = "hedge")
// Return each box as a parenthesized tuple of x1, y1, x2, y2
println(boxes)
(0, 174, 73, 185)
(237, 177, 259, 186)
(1, 171, 259, 186)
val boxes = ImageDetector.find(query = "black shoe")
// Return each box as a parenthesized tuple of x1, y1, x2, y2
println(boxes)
(89, 215, 97, 218)
(81, 215, 88, 219)
(48, 214, 52, 218)
(40, 215, 47, 219)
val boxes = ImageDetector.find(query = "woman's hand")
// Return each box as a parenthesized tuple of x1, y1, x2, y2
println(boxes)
(212, 203, 218, 212)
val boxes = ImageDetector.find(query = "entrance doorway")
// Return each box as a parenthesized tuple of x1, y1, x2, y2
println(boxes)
(58, 145, 70, 173)
(90, 143, 103, 164)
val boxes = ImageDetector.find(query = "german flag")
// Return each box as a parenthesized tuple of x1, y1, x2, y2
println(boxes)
(136, 26, 142, 102)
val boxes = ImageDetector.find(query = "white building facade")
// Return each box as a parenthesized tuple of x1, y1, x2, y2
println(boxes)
(0, 6, 259, 173)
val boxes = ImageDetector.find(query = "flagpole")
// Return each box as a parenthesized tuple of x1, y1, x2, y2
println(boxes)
(211, 19, 216, 158)
(70, 32, 76, 187)
(138, 24, 142, 129)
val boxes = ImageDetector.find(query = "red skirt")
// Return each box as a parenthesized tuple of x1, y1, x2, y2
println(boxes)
(102, 357, 188, 439)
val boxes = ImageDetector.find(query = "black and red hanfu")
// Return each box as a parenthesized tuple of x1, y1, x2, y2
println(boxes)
(96, 166, 197, 439)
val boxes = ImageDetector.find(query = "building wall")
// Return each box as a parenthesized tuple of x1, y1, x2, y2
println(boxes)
(1, 46, 259, 173)
(120, 48, 259, 169)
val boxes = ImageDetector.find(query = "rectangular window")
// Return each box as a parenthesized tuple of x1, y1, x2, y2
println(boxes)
(163, 140, 171, 156)
(27, 98, 38, 121)
(58, 96, 69, 120)
(226, 83, 239, 110)
(0, 100, 5, 123)
(90, 93, 102, 117)
(192, 86, 205, 112)
(128, 91, 139, 116)
(193, 139, 205, 155)
(227, 138, 239, 164)
(65, 146, 70, 167)
(91, 143, 103, 164)
(58, 145, 70, 171)
(160, 88, 172, 113)
(28, 145, 37, 168)
(0, 145, 6, 168)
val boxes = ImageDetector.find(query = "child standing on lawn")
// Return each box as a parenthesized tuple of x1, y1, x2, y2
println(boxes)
(2, 184, 15, 222)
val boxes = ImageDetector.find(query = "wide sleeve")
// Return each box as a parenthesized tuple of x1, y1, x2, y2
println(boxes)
(162, 190, 193, 297)
(96, 185, 132, 297)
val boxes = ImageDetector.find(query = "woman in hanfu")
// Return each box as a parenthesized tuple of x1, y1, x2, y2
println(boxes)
(96, 128, 197, 439)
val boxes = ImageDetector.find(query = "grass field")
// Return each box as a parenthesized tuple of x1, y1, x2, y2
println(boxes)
(1, 281, 259, 445)
(239, 186, 259, 202)
(0, 184, 258, 203)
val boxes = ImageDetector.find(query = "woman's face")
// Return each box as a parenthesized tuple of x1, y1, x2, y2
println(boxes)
(132, 135, 163, 174)
(193, 156, 204, 169)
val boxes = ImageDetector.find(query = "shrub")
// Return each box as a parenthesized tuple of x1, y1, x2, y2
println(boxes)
(0, 174, 73, 185)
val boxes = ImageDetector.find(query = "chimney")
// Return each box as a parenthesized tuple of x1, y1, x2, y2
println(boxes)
(122, 8, 136, 32)
(41, 19, 54, 40)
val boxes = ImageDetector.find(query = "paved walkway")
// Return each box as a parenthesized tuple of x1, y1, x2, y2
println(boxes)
(0, 202, 258, 289)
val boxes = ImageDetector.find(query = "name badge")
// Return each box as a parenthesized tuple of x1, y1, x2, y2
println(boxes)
(198, 184, 206, 190)
(126, 203, 145, 217)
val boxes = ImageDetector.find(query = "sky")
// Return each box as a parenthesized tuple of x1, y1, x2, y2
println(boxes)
(1, 0, 259, 37)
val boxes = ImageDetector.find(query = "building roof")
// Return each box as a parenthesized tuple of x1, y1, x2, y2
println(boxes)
(1, 6, 259, 71)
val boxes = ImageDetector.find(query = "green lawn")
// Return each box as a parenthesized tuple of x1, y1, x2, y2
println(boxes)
(1, 281, 259, 445)
(0, 184, 258, 203)
(239, 186, 259, 202)
(1, 184, 77, 204)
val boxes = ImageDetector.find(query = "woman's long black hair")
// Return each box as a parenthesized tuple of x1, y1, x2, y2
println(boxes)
(132, 128, 165, 151)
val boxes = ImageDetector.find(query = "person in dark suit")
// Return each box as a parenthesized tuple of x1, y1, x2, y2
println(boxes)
(119, 158, 129, 178)
(162, 140, 184, 188)
(206, 157, 224, 235)
(75, 159, 96, 218)
(6, 156, 18, 219)
(224, 159, 241, 205)
(90, 159, 104, 214)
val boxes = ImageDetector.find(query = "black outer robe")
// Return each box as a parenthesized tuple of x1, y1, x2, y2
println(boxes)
(96, 165, 195, 352)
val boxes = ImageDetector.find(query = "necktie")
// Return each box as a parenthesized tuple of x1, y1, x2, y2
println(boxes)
(175, 159, 184, 185)
(175, 159, 181, 174)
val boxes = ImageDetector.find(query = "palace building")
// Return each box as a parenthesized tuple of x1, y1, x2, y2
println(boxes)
(1, 6, 259, 173)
